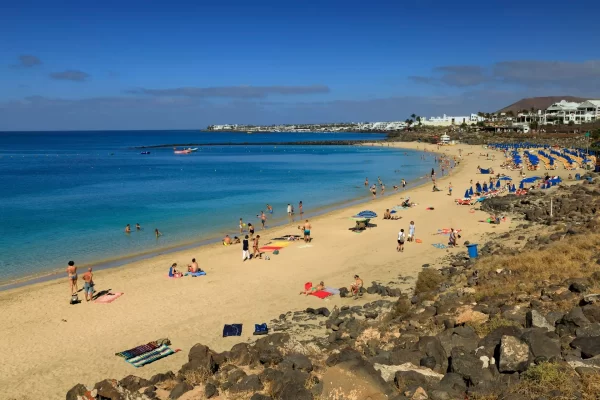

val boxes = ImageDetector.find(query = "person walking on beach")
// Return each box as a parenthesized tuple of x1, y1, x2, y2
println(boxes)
(408, 221, 415, 242)
(287, 203, 292, 216)
(66, 261, 78, 295)
(303, 219, 312, 242)
(82, 267, 94, 302)
(155, 228, 162, 238)
(239, 218, 244, 234)
(397, 229, 406, 252)
(402, 179, 406, 190)
(125, 224, 131, 233)
(252, 235, 261, 259)
(299, 201, 303, 216)
(448, 182, 453, 196)
(242, 235, 250, 261)
(248, 223, 255, 238)
(260, 211, 266, 229)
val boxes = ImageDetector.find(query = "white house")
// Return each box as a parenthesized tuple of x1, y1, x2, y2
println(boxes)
(576, 100, 600, 124)
(421, 113, 483, 126)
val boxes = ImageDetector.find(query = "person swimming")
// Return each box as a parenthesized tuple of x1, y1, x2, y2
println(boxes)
(125, 224, 131, 233)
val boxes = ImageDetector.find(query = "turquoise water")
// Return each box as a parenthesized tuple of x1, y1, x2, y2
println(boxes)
(0, 131, 436, 283)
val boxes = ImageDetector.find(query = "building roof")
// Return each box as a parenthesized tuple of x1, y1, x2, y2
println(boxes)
(547, 100, 580, 111)
(578, 100, 600, 107)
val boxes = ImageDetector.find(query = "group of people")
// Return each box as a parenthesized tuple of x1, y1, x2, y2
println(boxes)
(125, 223, 162, 238)
(300, 275, 364, 300)
(66, 261, 95, 302)
(396, 221, 415, 252)
(168, 258, 205, 278)
(366, 177, 408, 199)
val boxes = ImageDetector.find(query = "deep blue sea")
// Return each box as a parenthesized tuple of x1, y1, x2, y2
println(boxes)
(0, 131, 436, 284)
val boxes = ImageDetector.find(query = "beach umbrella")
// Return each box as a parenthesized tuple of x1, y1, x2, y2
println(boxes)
(498, 176, 512, 181)
(496, 180, 501, 188)
(464, 189, 470, 198)
(355, 210, 377, 218)
(469, 187, 474, 196)
(519, 181, 524, 189)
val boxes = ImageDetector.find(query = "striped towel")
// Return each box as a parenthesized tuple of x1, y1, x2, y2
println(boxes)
(126, 344, 175, 368)
(115, 341, 159, 359)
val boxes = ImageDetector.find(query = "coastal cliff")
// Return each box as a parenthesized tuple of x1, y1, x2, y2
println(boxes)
(67, 174, 600, 400)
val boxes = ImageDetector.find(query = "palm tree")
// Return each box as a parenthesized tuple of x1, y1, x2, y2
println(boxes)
(411, 114, 417, 121)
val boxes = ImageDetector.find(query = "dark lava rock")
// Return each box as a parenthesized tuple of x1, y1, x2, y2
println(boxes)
(281, 353, 313, 372)
(229, 342, 259, 366)
(94, 379, 123, 400)
(420, 356, 437, 370)
(449, 347, 485, 386)
(180, 343, 218, 374)
(571, 336, 600, 358)
(558, 307, 591, 335)
(316, 307, 330, 317)
(326, 347, 363, 367)
(417, 336, 448, 373)
(204, 382, 218, 398)
(250, 394, 272, 400)
(339, 287, 349, 297)
(521, 329, 561, 361)
(169, 381, 193, 399)
(150, 371, 176, 385)
(576, 323, 600, 338)
(570, 282, 588, 293)
(230, 374, 263, 393)
(66, 384, 88, 400)
(365, 311, 379, 319)
(119, 375, 151, 392)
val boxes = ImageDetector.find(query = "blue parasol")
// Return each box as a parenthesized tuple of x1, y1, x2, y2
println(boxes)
(464, 189, 470, 198)
(496, 180, 501, 188)
(355, 210, 377, 218)
(498, 176, 512, 181)
(469, 187, 474, 196)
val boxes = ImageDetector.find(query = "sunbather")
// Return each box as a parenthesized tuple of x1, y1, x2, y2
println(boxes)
(383, 209, 400, 220)
(299, 281, 325, 295)
(188, 258, 201, 273)
(223, 235, 231, 245)
(350, 275, 363, 299)
(169, 263, 183, 278)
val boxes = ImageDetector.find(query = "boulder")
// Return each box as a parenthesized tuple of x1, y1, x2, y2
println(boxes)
(94, 379, 123, 400)
(571, 336, 600, 358)
(322, 357, 393, 400)
(499, 336, 530, 372)
(373, 362, 444, 384)
(204, 382, 218, 399)
(525, 310, 555, 331)
(66, 384, 88, 400)
(416, 336, 448, 373)
(149, 371, 176, 385)
(229, 342, 259, 366)
(521, 329, 561, 361)
(169, 382, 193, 399)
(339, 287, 350, 297)
(326, 347, 364, 367)
(118, 375, 151, 392)
(582, 304, 600, 323)
(449, 347, 485, 386)
(558, 307, 591, 335)
(437, 325, 479, 354)
(230, 374, 263, 393)
(250, 394, 272, 400)
(576, 323, 600, 338)
(180, 344, 218, 374)
(281, 353, 313, 372)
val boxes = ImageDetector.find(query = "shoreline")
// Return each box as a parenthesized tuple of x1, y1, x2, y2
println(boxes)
(0, 144, 437, 291)
(0, 142, 516, 399)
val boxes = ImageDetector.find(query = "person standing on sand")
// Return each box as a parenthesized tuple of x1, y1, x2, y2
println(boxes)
(448, 182, 453, 196)
(397, 229, 405, 252)
(252, 235, 261, 259)
(242, 235, 250, 261)
(239, 218, 244, 234)
(303, 219, 312, 242)
(260, 211, 266, 229)
(125, 224, 131, 233)
(66, 261, 78, 295)
(82, 268, 94, 302)
(248, 223, 255, 238)
(408, 221, 415, 242)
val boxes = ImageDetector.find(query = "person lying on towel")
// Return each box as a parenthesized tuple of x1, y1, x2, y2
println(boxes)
(299, 281, 325, 295)
(169, 263, 183, 278)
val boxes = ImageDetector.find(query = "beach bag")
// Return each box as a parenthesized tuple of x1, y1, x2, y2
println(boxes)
(70, 293, 79, 305)
(273, 250, 279, 255)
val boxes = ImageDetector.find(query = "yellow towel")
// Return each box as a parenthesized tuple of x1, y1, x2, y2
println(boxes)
(271, 241, 291, 247)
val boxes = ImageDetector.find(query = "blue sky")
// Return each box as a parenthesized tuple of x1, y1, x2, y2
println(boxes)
(1, 0, 599, 130)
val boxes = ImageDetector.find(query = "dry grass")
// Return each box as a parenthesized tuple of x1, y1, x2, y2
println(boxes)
(414, 269, 444, 298)
(469, 315, 519, 338)
(513, 362, 579, 399)
(159, 378, 179, 391)
(475, 233, 600, 299)
(581, 373, 600, 400)
(181, 368, 211, 386)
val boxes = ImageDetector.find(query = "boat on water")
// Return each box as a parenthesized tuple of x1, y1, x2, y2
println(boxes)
(140, 151, 151, 155)
(173, 147, 191, 154)
(185, 148, 198, 152)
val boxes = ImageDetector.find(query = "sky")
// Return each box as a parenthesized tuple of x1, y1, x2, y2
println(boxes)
(1, 0, 600, 131)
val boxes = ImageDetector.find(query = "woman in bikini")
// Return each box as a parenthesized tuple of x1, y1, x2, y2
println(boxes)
(252, 235, 261, 259)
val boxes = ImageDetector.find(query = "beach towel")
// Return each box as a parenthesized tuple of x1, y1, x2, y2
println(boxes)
(310, 290, 333, 299)
(253, 323, 268, 336)
(270, 241, 291, 247)
(116, 342, 158, 359)
(223, 324, 243, 337)
(432, 243, 447, 249)
(324, 287, 340, 295)
(298, 244, 313, 248)
(94, 292, 124, 304)
(259, 246, 283, 252)
(186, 271, 206, 277)
(126, 344, 177, 368)
(415, 239, 422, 243)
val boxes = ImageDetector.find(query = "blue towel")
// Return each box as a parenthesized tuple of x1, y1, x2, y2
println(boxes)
(253, 323, 268, 335)
(223, 324, 243, 337)
(189, 271, 206, 277)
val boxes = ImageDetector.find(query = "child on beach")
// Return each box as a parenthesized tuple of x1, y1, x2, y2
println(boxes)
(448, 182, 453, 196)
(408, 221, 415, 242)
(397, 229, 405, 252)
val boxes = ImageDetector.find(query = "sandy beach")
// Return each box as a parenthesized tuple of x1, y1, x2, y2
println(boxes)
(0, 142, 558, 399)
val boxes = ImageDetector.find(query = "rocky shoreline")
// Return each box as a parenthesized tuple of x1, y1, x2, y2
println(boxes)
(67, 175, 600, 400)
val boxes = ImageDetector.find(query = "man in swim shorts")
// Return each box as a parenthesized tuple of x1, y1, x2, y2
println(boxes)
(242, 235, 250, 261)
(223, 235, 232, 245)
(303, 220, 312, 242)
(66, 260, 78, 295)
(188, 258, 199, 273)
(397, 229, 405, 252)
(82, 267, 94, 302)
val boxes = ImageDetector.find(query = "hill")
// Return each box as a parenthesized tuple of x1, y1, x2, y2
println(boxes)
(497, 96, 589, 113)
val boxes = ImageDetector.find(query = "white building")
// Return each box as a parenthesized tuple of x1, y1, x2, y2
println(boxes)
(516, 99, 600, 126)
(421, 113, 483, 126)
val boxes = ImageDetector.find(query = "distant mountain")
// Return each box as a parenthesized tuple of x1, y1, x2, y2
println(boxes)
(497, 96, 589, 113)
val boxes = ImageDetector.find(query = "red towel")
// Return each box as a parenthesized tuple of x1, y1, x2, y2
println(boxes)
(305, 282, 312, 291)
(310, 290, 332, 299)
(259, 246, 283, 252)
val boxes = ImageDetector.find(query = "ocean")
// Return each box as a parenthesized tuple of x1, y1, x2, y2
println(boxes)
(0, 131, 437, 285)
